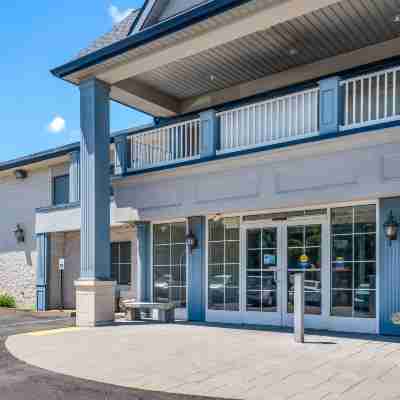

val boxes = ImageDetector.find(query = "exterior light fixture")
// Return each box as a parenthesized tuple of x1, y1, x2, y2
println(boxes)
(289, 48, 298, 56)
(185, 231, 198, 253)
(384, 211, 399, 246)
(14, 225, 25, 244)
(393, 14, 400, 23)
(212, 213, 223, 222)
(14, 169, 28, 180)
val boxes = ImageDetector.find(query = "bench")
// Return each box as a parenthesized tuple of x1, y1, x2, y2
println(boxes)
(122, 301, 176, 323)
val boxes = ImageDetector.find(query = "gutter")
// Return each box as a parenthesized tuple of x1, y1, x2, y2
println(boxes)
(51, 0, 254, 80)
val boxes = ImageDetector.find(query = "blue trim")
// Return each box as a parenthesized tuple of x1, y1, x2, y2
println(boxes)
(112, 119, 400, 180)
(51, 0, 254, 79)
(0, 142, 79, 173)
(36, 201, 80, 214)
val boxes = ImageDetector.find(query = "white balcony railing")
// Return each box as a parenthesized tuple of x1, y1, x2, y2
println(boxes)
(128, 119, 200, 170)
(341, 66, 400, 130)
(218, 87, 320, 154)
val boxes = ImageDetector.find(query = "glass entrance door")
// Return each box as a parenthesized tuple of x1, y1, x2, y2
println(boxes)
(243, 218, 328, 328)
(244, 225, 283, 325)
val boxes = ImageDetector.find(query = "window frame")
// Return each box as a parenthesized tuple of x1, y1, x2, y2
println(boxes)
(330, 204, 377, 319)
(111, 241, 132, 286)
(52, 174, 70, 206)
(151, 221, 188, 308)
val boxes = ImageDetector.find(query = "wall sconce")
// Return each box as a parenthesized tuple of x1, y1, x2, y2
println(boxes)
(14, 224, 25, 244)
(185, 231, 198, 253)
(14, 169, 28, 180)
(384, 211, 399, 246)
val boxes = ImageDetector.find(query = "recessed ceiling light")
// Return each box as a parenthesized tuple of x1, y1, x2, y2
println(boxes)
(393, 14, 400, 23)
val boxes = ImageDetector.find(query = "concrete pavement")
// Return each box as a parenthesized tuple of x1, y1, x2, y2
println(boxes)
(0, 310, 225, 399)
(7, 321, 400, 400)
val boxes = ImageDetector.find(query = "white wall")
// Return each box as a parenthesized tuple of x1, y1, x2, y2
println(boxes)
(0, 167, 51, 307)
(114, 126, 400, 221)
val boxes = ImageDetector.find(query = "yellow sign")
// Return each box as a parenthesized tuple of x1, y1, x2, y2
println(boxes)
(299, 255, 309, 263)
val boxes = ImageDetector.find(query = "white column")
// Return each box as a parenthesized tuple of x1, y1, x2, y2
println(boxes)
(294, 272, 305, 343)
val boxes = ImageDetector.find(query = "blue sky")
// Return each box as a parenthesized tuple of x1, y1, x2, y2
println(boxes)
(0, 1, 151, 162)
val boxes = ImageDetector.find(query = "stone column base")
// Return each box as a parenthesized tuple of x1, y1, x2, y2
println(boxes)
(74, 280, 116, 327)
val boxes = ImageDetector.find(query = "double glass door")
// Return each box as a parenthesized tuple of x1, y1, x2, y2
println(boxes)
(244, 219, 327, 327)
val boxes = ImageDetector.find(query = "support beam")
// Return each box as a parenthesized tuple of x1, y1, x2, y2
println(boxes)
(36, 233, 50, 311)
(69, 150, 80, 202)
(136, 222, 151, 302)
(187, 216, 206, 322)
(75, 78, 115, 327)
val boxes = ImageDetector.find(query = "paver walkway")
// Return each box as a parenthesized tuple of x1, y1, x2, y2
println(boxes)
(6, 322, 400, 400)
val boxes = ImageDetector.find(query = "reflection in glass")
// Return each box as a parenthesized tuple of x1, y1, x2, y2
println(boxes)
(330, 205, 376, 318)
(208, 219, 240, 311)
(287, 224, 322, 315)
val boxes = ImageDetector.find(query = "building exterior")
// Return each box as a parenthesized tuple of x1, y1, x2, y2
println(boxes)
(5, 0, 400, 334)
(0, 143, 139, 310)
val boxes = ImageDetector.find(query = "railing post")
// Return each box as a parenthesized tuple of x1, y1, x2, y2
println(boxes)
(114, 135, 127, 175)
(199, 110, 219, 158)
(319, 76, 341, 135)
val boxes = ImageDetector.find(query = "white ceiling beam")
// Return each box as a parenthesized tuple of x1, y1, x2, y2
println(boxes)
(111, 81, 180, 117)
(98, 0, 341, 84)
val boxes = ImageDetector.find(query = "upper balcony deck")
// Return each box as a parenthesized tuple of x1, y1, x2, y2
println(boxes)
(117, 64, 400, 175)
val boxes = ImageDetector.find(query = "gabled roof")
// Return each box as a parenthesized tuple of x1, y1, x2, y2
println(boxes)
(135, 0, 209, 32)
(76, 9, 140, 59)
(51, 0, 250, 80)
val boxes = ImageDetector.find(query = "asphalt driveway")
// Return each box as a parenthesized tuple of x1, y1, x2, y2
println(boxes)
(0, 309, 224, 400)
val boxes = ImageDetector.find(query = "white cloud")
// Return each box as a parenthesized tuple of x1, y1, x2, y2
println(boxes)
(109, 5, 133, 25)
(47, 116, 66, 133)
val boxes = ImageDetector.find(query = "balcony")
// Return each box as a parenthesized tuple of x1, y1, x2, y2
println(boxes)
(121, 65, 400, 174)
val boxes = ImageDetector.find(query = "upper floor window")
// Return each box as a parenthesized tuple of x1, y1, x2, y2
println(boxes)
(52, 175, 70, 206)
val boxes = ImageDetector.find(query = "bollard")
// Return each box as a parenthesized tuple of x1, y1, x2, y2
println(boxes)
(294, 272, 305, 343)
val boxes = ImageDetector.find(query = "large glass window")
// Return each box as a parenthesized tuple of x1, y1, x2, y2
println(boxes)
(111, 242, 132, 285)
(153, 222, 186, 308)
(331, 205, 376, 318)
(246, 227, 278, 312)
(208, 217, 240, 311)
(287, 224, 322, 315)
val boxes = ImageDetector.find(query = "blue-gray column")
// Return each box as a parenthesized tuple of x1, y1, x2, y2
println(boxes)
(199, 110, 219, 158)
(187, 216, 206, 321)
(136, 222, 151, 302)
(36, 233, 50, 311)
(69, 150, 80, 202)
(380, 198, 400, 336)
(319, 76, 340, 135)
(79, 78, 111, 280)
(114, 135, 127, 175)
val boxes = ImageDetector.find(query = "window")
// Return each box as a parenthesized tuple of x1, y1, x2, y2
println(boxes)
(53, 175, 69, 206)
(287, 224, 322, 315)
(111, 242, 132, 285)
(153, 222, 186, 307)
(208, 217, 240, 311)
(331, 205, 376, 318)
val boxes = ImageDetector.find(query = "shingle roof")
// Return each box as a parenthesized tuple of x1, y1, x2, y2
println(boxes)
(76, 9, 140, 59)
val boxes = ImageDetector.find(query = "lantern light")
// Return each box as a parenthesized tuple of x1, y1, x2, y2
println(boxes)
(384, 211, 399, 246)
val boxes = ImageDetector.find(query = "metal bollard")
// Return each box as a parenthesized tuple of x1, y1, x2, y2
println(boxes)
(294, 272, 305, 343)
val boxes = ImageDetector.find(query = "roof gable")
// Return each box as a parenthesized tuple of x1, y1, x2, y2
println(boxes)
(76, 9, 140, 59)
(134, 0, 211, 32)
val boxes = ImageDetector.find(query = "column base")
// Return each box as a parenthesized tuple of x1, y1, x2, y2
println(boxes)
(74, 280, 116, 327)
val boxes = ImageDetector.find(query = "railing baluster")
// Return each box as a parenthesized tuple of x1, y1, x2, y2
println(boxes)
(360, 78, 364, 124)
(352, 81, 356, 125)
(368, 77, 372, 122)
(385, 72, 388, 119)
(393, 71, 397, 117)
(345, 82, 349, 126)
(376, 74, 380, 121)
